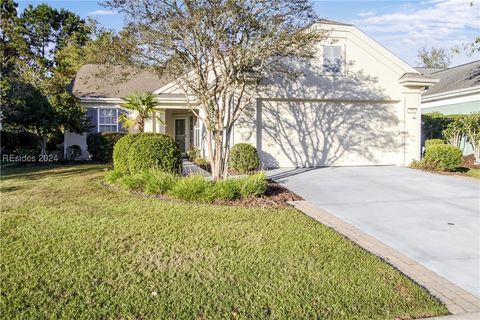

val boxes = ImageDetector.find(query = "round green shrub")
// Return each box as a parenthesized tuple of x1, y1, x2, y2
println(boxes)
(229, 143, 260, 174)
(87, 132, 126, 162)
(127, 133, 182, 174)
(424, 144, 462, 171)
(425, 139, 445, 149)
(113, 134, 140, 174)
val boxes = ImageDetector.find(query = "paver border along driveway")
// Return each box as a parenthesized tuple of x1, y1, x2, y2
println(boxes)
(268, 166, 480, 297)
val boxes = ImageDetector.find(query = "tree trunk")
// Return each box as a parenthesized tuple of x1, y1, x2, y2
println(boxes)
(138, 119, 145, 133)
(40, 133, 47, 156)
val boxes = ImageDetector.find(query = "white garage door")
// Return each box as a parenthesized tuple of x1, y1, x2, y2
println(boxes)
(259, 100, 401, 168)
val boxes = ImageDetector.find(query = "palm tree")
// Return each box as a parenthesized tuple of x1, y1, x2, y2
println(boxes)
(119, 91, 160, 132)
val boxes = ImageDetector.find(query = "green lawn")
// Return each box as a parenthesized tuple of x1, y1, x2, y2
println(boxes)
(457, 166, 480, 179)
(0, 165, 448, 319)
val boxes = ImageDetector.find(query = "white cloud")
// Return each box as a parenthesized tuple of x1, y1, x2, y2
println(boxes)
(88, 10, 118, 16)
(357, 10, 376, 17)
(351, 0, 480, 65)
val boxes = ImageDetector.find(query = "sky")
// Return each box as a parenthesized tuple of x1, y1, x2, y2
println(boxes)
(16, 0, 480, 67)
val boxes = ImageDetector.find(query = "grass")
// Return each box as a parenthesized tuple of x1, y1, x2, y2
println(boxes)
(0, 164, 448, 319)
(456, 166, 480, 179)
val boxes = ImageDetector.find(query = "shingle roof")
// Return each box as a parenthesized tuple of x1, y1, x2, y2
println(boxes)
(415, 67, 446, 75)
(68, 64, 171, 99)
(422, 61, 480, 97)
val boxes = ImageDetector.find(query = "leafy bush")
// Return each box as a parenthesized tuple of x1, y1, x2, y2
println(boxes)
(144, 170, 178, 195)
(194, 157, 209, 166)
(422, 112, 480, 159)
(87, 132, 126, 162)
(1, 131, 19, 154)
(442, 115, 464, 148)
(229, 143, 260, 173)
(169, 175, 215, 202)
(463, 112, 480, 159)
(239, 172, 268, 197)
(66, 145, 82, 161)
(18, 132, 40, 148)
(424, 144, 463, 171)
(113, 134, 140, 174)
(127, 133, 182, 174)
(425, 139, 444, 149)
(16, 146, 39, 159)
(1, 131, 40, 154)
(422, 112, 452, 140)
(187, 147, 200, 162)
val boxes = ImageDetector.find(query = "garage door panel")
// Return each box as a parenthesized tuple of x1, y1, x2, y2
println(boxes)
(260, 100, 400, 168)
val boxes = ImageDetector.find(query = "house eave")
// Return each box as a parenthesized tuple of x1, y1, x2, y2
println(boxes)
(421, 85, 480, 103)
(78, 96, 123, 104)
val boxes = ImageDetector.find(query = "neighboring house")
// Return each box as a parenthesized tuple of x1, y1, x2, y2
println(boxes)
(66, 20, 436, 168)
(417, 61, 480, 155)
(418, 61, 480, 115)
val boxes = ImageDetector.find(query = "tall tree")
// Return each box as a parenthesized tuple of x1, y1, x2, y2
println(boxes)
(105, 0, 326, 179)
(417, 47, 452, 68)
(1, 1, 91, 154)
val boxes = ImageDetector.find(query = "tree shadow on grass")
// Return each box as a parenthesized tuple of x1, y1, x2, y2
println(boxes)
(0, 164, 105, 182)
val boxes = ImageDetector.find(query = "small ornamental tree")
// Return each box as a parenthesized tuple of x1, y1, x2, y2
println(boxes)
(119, 91, 160, 132)
(442, 115, 464, 148)
(105, 0, 327, 179)
(463, 112, 480, 159)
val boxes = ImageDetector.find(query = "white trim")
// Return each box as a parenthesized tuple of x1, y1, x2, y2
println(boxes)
(422, 93, 480, 109)
(79, 97, 123, 103)
(97, 108, 120, 132)
(422, 85, 480, 103)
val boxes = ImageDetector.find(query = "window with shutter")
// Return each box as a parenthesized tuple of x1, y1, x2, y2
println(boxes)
(323, 45, 343, 74)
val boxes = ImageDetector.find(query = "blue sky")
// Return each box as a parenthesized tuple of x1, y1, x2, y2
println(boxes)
(17, 0, 480, 67)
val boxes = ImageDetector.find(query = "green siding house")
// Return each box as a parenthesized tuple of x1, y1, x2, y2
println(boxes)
(418, 61, 480, 155)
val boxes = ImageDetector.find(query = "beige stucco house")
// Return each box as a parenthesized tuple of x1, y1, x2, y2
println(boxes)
(66, 20, 436, 168)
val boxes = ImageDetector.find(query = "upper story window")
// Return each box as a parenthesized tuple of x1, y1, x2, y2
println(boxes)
(323, 45, 343, 74)
(98, 108, 118, 132)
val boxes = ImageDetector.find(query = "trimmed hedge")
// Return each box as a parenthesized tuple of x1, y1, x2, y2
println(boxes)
(1, 131, 40, 154)
(425, 139, 445, 149)
(87, 132, 126, 162)
(229, 143, 260, 174)
(424, 144, 462, 171)
(113, 134, 140, 174)
(126, 133, 182, 174)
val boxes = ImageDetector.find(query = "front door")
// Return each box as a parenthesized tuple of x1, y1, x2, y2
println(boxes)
(174, 118, 187, 154)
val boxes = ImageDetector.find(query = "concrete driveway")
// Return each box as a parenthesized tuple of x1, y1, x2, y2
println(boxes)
(268, 166, 480, 297)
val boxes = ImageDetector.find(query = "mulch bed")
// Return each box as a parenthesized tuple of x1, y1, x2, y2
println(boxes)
(213, 179, 303, 208)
